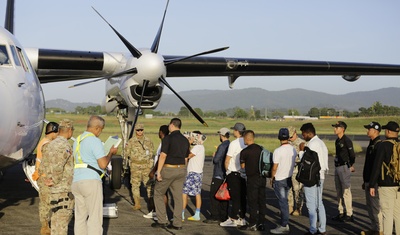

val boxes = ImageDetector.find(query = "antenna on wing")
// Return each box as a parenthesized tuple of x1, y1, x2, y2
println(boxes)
(5, 0, 15, 34)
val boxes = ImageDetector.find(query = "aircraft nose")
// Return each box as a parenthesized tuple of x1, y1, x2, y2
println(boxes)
(0, 78, 14, 152)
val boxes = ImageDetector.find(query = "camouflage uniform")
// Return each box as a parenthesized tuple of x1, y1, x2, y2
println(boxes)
(36, 137, 52, 235)
(288, 126, 306, 215)
(125, 125, 154, 210)
(41, 133, 74, 235)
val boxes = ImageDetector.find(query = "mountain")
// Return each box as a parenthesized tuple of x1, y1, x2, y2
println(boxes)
(154, 87, 400, 113)
(46, 99, 99, 112)
(45, 87, 400, 114)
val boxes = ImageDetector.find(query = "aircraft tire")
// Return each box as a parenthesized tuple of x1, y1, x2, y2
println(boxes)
(110, 155, 123, 190)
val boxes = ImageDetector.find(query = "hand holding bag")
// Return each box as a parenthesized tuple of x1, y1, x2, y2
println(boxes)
(215, 179, 230, 200)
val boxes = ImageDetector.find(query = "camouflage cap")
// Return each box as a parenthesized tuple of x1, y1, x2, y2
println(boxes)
(135, 123, 144, 130)
(59, 119, 73, 129)
(288, 126, 296, 137)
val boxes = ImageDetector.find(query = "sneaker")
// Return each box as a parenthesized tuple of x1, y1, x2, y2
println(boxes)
(257, 224, 265, 231)
(331, 213, 344, 221)
(292, 210, 300, 216)
(239, 224, 258, 231)
(219, 218, 237, 227)
(235, 218, 247, 226)
(270, 225, 290, 234)
(188, 215, 200, 221)
(143, 211, 154, 219)
(340, 215, 354, 222)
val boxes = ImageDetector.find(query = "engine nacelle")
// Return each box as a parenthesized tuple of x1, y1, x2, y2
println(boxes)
(101, 96, 119, 114)
(119, 77, 164, 109)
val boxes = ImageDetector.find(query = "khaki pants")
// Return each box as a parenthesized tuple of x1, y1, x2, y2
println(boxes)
(334, 165, 353, 216)
(378, 186, 400, 235)
(71, 180, 103, 235)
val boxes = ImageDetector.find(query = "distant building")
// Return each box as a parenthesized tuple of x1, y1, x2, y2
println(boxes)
(282, 115, 318, 121)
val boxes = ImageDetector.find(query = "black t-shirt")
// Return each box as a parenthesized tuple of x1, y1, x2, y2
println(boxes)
(161, 130, 190, 165)
(240, 143, 262, 177)
(335, 134, 356, 166)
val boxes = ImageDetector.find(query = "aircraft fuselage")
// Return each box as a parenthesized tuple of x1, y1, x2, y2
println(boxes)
(0, 27, 45, 169)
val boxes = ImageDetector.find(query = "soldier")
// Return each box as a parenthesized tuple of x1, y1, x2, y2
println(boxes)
(40, 119, 75, 235)
(36, 122, 59, 235)
(125, 123, 155, 211)
(287, 126, 305, 216)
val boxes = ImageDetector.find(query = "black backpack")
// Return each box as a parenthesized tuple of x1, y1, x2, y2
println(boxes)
(296, 146, 321, 187)
(259, 146, 273, 178)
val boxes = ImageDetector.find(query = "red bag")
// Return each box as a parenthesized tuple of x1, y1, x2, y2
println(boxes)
(215, 180, 230, 201)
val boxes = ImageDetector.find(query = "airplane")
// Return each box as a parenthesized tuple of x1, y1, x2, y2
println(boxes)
(2, 0, 400, 189)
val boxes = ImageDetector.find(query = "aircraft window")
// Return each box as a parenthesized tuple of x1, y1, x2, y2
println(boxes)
(16, 47, 30, 72)
(10, 45, 21, 66)
(0, 45, 10, 65)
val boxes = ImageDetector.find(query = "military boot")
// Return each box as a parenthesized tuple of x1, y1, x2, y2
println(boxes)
(132, 196, 141, 210)
(40, 221, 51, 235)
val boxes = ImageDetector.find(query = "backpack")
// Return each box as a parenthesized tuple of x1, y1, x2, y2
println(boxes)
(259, 146, 273, 178)
(296, 146, 321, 187)
(382, 139, 400, 183)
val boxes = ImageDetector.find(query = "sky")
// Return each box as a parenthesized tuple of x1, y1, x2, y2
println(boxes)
(2, 0, 400, 104)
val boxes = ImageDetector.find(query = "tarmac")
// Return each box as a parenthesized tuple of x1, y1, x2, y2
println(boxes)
(0, 140, 379, 235)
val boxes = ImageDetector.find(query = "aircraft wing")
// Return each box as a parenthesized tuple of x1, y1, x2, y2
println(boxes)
(26, 48, 400, 85)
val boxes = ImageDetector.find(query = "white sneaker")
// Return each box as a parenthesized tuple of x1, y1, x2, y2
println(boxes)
(270, 225, 290, 234)
(235, 218, 247, 226)
(219, 218, 237, 227)
(143, 211, 154, 219)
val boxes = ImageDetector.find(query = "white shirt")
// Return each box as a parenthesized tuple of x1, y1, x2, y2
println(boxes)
(187, 145, 205, 174)
(299, 135, 329, 180)
(273, 144, 296, 181)
(226, 137, 246, 175)
(154, 142, 161, 166)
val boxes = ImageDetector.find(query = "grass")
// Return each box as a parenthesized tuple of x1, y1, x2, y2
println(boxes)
(45, 114, 400, 156)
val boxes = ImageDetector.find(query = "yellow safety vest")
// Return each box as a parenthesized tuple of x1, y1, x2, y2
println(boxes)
(74, 133, 105, 178)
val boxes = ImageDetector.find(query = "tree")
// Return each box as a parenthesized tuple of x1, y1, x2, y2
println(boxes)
(233, 107, 248, 119)
(178, 106, 189, 117)
(308, 107, 320, 117)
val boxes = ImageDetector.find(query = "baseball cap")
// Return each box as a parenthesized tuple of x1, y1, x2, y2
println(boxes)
(288, 126, 296, 138)
(382, 121, 399, 132)
(332, 121, 347, 130)
(230, 122, 246, 132)
(278, 128, 289, 140)
(59, 119, 73, 129)
(135, 123, 144, 130)
(217, 127, 230, 136)
(363, 122, 381, 132)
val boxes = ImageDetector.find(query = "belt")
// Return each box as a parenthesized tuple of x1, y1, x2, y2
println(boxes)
(164, 164, 185, 168)
(335, 163, 347, 167)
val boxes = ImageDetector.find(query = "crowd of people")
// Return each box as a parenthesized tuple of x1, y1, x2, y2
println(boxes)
(33, 116, 400, 235)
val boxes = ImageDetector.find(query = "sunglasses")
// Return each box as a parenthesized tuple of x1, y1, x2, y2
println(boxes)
(136, 129, 144, 132)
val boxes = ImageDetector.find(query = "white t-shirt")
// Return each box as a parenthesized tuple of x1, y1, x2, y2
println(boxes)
(226, 137, 246, 175)
(299, 135, 329, 180)
(273, 144, 296, 181)
(187, 145, 205, 173)
(154, 142, 161, 166)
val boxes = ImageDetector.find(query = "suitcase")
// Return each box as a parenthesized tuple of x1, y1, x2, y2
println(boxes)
(103, 203, 118, 218)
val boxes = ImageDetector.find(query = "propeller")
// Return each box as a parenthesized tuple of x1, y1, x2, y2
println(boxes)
(129, 80, 150, 139)
(88, 2, 228, 127)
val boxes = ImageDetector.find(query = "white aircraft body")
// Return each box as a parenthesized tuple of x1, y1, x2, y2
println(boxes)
(2, 0, 400, 188)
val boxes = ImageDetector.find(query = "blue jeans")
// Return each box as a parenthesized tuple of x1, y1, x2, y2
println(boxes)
(304, 179, 326, 234)
(273, 178, 291, 226)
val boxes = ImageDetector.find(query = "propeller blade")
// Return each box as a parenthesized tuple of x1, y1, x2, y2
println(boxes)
(129, 80, 150, 139)
(92, 7, 142, 58)
(69, 68, 137, 88)
(5, 0, 15, 34)
(150, 0, 170, 53)
(164, 46, 229, 66)
(159, 77, 208, 127)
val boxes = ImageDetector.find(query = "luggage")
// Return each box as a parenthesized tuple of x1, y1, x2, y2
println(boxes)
(103, 203, 118, 218)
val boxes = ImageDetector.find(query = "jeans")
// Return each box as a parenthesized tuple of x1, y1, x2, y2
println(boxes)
(226, 172, 247, 219)
(304, 179, 326, 234)
(247, 175, 267, 226)
(273, 177, 291, 227)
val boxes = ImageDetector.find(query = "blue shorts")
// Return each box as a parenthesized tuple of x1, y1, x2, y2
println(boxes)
(183, 172, 203, 196)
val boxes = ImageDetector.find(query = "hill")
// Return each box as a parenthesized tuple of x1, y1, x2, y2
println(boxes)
(46, 87, 400, 114)
(154, 87, 400, 113)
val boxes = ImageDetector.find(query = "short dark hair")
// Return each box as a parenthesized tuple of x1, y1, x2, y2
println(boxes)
(300, 123, 316, 135)
(159, 125, 169, 136)
(170, 118, 182, 129)
(243, 130, 255, 138)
